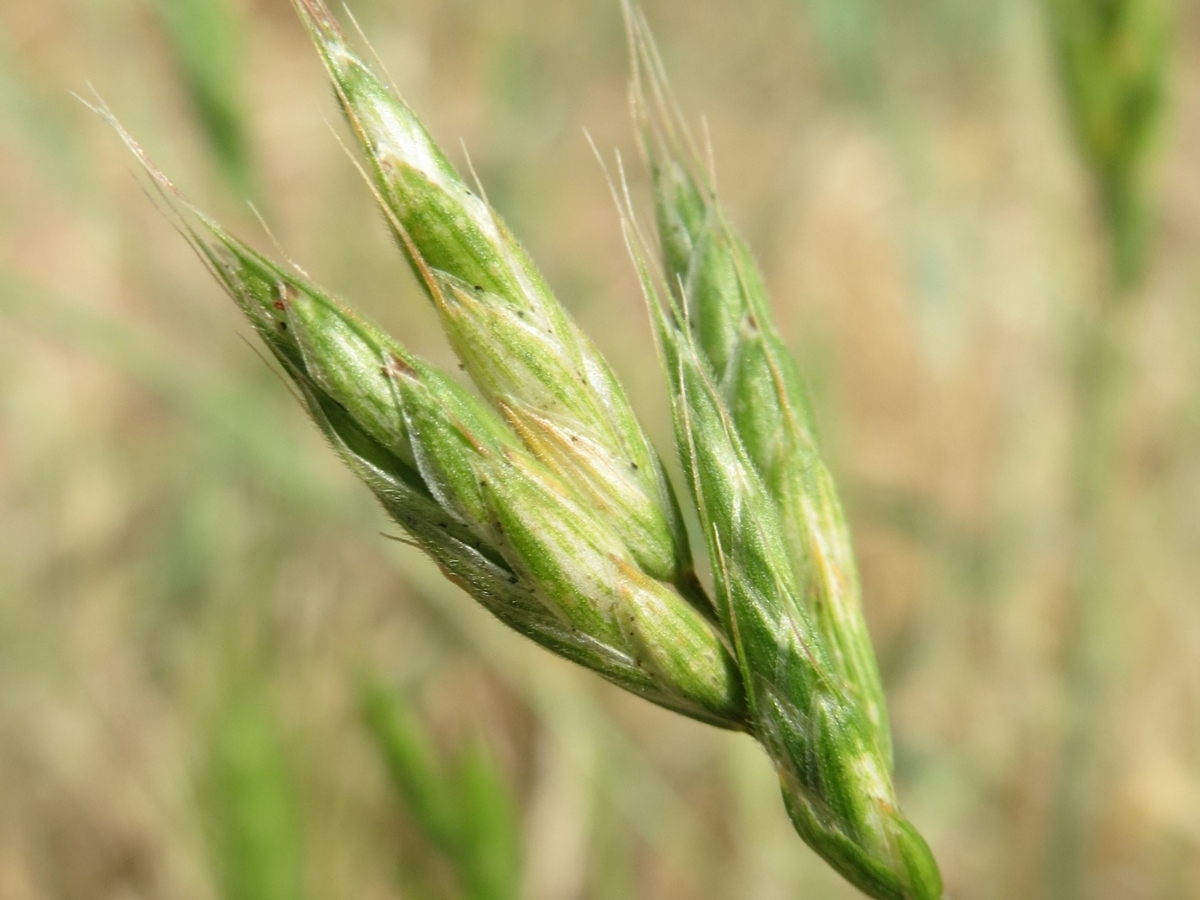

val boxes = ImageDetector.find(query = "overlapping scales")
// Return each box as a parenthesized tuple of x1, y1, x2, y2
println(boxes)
(628, 8, 891, 758)
(204, 232, 745, 731)
(291, 0, 702, 606)
(621, 10, 941, 893)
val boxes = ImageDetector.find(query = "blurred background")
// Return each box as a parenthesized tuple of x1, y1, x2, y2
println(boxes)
(2, 0, 1199, 898)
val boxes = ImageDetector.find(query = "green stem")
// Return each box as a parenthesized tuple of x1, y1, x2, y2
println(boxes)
(1047, 274, 1134, 900)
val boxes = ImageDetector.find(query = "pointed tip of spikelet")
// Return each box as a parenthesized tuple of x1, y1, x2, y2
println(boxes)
(291, 0, 343, 46)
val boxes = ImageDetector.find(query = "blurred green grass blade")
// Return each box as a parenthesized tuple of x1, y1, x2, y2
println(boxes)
(157, 0, 254, 195)
(205, 683, 305, 900)
(363, 681, 522, 900)
(456, 738, 521, 900)
(362, 680, 461, 854)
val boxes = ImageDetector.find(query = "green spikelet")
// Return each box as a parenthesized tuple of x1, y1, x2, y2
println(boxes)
(212, 239, 744, 730)
(290, 0, 699, 600)
(628, 6, 892, 763)
(621, 9, 941, 897)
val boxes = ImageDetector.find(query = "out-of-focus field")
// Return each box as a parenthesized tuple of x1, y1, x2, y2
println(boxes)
(3, 1, 1200, 898)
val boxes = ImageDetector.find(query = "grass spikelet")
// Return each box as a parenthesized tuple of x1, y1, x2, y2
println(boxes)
(618, 7, 941, 897)
(627, 4, 893, 765)
(289, 0, 697, 598)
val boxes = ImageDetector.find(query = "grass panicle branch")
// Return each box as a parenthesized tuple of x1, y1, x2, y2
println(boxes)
(97, 4, 944, 898)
